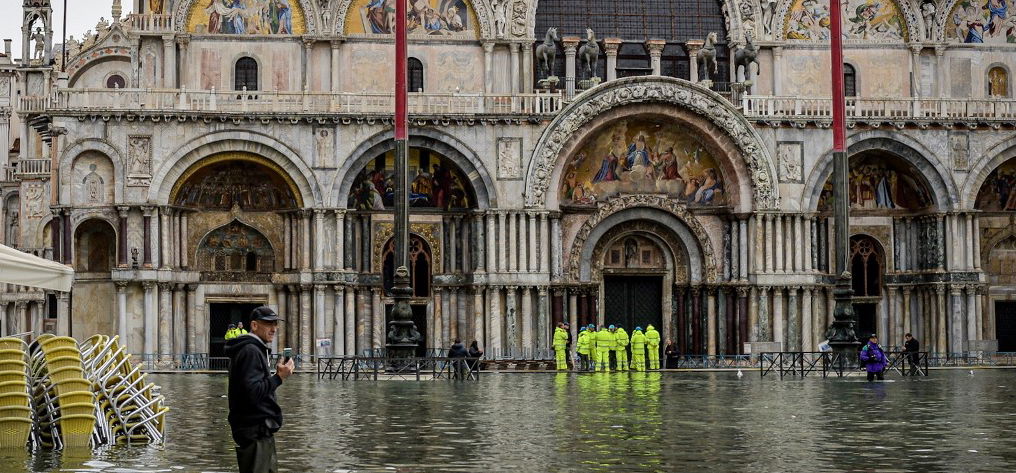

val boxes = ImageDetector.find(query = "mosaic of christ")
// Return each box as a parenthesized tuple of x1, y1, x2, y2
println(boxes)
(559, 118, 726, 206)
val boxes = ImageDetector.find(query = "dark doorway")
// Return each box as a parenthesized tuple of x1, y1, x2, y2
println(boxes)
(209, 302, 262, 357)
(385, 304, 429, 357)
(996, 301, 1016, 352)
(603, 275, 663, 332)
(853, 303, 877, 339)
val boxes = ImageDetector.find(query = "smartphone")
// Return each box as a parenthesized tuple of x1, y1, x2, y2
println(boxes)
(282, 347, 292, 363)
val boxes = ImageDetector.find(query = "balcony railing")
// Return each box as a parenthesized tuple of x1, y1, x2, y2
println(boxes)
(125, 13, 174, 33)
(34, 88, 564, 116)
(14, 159, 52, 178)
(1, 165, 16, 182)
(742, 95, 1016, 122)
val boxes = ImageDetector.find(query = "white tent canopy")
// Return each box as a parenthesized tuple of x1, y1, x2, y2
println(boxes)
(0, 243, 74, 292)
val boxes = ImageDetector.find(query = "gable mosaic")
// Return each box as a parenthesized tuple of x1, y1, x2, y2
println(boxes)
(784, 0, 908, 41)
(187, 0, 307, 34)
(947, 0, 1016, 43)
(343, 0, 479, 38)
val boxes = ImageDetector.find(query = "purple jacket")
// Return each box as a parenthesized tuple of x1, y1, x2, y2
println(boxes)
(859, 342, 887, 372)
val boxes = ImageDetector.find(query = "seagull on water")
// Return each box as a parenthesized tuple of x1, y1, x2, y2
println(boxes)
(737, 369, 744, 378)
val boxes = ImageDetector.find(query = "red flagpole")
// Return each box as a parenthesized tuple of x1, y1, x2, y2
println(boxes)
(830, 0, 845, 152)
(395, 0, 408, 140)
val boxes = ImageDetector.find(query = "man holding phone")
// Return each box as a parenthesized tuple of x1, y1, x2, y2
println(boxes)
(225, 306, 295, 473)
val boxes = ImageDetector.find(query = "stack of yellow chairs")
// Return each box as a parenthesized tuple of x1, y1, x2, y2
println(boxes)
(0, 338, 33, 448)
(30, 335, 96, 448)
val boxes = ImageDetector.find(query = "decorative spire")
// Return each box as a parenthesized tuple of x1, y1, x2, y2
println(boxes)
(111, 0, 122, 21)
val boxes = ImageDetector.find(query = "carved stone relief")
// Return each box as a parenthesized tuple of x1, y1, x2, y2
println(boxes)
(24, 183, 46, 219)
(496, 137, 522, 180)
(524, 78, 777, 209)
(314, 127, 335, 168)
(127, 135, 152, 187)
(949, 132, 969, 171)
(777, 141, 803, 183)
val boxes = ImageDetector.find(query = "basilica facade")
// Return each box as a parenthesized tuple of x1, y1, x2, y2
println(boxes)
(1, 0, 1015, 359)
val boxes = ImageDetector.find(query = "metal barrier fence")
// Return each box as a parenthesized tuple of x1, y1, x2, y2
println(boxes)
(759, 351, 931, 378)
(317, 357, 481, 381)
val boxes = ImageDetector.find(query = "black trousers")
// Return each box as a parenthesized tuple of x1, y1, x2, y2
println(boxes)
(233, 425, 278, 473)
(867, 370, 885, 381)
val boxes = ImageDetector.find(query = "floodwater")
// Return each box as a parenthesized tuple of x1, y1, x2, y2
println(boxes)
(2, 370, 1015, 472)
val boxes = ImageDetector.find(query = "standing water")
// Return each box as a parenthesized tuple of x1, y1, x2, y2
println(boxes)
(1, 370, 1015, 472)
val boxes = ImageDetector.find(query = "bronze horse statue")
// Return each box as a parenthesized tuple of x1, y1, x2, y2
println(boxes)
(578, 28, 600, 79)
(536, 27, 559, 78)
(697, 32, 718, 82)
(734, 31, 760, 82)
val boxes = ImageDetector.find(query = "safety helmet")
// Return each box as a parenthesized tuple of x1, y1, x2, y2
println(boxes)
(635, 326, 642, 332)
(608, 324, 615, 330)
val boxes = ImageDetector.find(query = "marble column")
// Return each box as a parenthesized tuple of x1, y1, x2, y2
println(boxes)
(521, 287, 533, 353)
(56, 292, 70, 336)
(438, 288, 449, 347)
(330, 40, 342, 92)
(878, 291, 889, 346)
(936, 286, 947, 353)
(902, 287, 912, 338)
(787, 287, 799, 351)
(372, 288, 383, 349)
(813, 287, 826, 349)
(313, 210, 325, 271)
(646, 39, 666, 75)
(314, 285, 326, 355)
(300, 285, 312, 357)
(162, 36, 176, 88)
(772, 47, 783, 95)
(483, 41, 494, 93)
(344, 287, 355, 356)
(690, 287, 701, 353)
(537, 288, 549, 354)
(142, 207, 153, 267)
(302, 212, 312, 270)
(143, 282, 157, 354)
(748, 286, 758, 343)
(910, 45, 922, 97)
(13, 302, 26, 337)
(966, 286, 977, 347)
(772, 287, 784, 347)
(454, 287, 465, 342)
(563, 36, 579, 97)
(509, 42, 520, 95)
(949, 286, 964, 353)
(283, 214, 292, 270)
(539, 213, 549, 273)
(604, 38, 621, 81)
(507, 213, 518, 272)
(794, 216, 804, 272)
(801, 287, 813, 351)
(117, 207, 129, 267)
(775, 216, 785, 273)
(488, 287, 502, 354)
(521, 41, 534, 93)
(173, 284, 186, 355)
(473, 289, 485, 349)
(302, 39, 313, 91)
(757, 287, 770, 342)
(737, 287, 748, 353)
(185, 284, 196, 353)
(551, 214, 563, 280)
(764, 214, 774, 272)
(505, 286, 519, 356)
(159, 208, 171, 268)
(486, 213, 496, 272)
(686, 40, 702, 82)
(334, 210, 345, 270)
(498, 212, 507, 272)
(973, 215, 982, 270)
(527, 213, 537, 272)
(739, 217, 749, 278)
(934, 46, 946, 97)
(354, 288, 366, 354)
(158, 282, 172, 355)
(177, 35, 190, 87)
(706, 288, 717, 355)
(887, 287, 899, 345)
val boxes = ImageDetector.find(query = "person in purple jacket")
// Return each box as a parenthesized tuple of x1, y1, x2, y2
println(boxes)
(859, 334, 888, 381)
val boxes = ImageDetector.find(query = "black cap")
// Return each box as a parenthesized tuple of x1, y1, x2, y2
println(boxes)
(249, 306, 283, 323)
(869, 333, 878, 338)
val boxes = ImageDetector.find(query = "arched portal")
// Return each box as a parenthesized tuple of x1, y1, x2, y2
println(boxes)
(818, 152, 934, 212)
(171, 153, 300, 210)
(985, 235, 1016, 351)
(74, 218, 116, 273)
(974, 156, 1016, 212)
(381, 235, 432, 298)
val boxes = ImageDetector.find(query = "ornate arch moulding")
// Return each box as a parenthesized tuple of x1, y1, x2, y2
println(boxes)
(567, 194, 719, 284)
(523, 76, 778, 210)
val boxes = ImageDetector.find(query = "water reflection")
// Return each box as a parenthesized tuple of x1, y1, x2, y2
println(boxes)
(1, 371, 1015, 472)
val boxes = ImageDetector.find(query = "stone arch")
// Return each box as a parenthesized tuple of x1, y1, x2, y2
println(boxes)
(525, 77, 776, 211)
(568, 195, 717, 283)
(68, 54, 132, 88)
(195, 219, 277, 273)
(3, 192, 20, 247)
(776, 0, 918, 42)
(150, 130, 320, 206)
(986, 62, 1011, 97)
(333, 0, 492, 37)
(60, 138, 125, 204)
(70, 151, 116, 207)
(591, 224, 686, 284)
(332, 128, 497, 208)
(73, 218, 117, 273)
(801, 133, 957, 211)
(849, 232, 886, 297)
(174, 0, 319, 34)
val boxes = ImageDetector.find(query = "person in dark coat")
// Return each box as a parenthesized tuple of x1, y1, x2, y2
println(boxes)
(448, 339, 469, 379)
(225, 306, 294, 473)
(859, 334, 888, 381)
(664, 339, 681, 369)
(904, 333, 920, 376)
(467, 340, 483, 371)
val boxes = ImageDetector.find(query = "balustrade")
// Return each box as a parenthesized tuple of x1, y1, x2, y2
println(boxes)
(743, 95, 1016, 122)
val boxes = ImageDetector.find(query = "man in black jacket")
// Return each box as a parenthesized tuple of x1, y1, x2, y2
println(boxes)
(226, 306, 294, 473)
(904, 333, 920, 376)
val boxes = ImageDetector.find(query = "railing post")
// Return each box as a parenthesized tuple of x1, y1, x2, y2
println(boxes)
(209, 87, 217, 111)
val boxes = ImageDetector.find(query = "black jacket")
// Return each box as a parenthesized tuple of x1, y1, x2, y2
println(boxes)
(448, 342, 468, 358)
(904, 338, 920, 353)
(225, 334, 283, 431)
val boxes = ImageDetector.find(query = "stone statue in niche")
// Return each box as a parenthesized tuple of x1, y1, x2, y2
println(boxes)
(7, 212, 18, 247)
(762, 0, 779, 38)
(315, 128, 335, 168)
(32, 27, 46, 61)
(624, 238, 637, 267)
(921, 0, 936, 41)
(83, 163, 105, 204)
(950, 133, 969, 170)
(492, 0, 508, 38)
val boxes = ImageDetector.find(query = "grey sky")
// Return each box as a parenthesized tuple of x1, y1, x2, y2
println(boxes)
(2, 0, 130, 60)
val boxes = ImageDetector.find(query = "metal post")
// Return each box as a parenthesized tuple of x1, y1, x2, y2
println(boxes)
(825, 0, 860, 361)
(386, 0, 421, 363)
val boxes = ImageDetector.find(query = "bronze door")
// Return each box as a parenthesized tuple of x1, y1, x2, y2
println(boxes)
(603, 275, 663, 332)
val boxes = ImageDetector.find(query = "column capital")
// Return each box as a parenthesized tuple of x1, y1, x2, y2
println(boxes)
(603, 37, 622, 54)
(300, 283, 313, 291)
(482, 40, 495, 53)
(57, 291, 71, 300)
(332, 283, 344, 291)
(142, 281, 155, 291)
(14, 301, 27, 310)
(176, 34, 191, 48)
(909, 44, 923, 55)
(161, 35, 175, 46)
(902, 286, 912, 296)
(562, 36, 580, 53)
(333, 208, 347, 217)
(773, 45, 783, 57)
(186, 283, 198, 292)
(115, 281, 129, 291)
(935, 44, 947, 56)
(685, 39, 704, 55)
(301, 36, 316, 49)
(645, 39, 667, 56)
(509, 41, 520, 52)
(157, 282, 172, 291)
(141, 206, 155, 216)
(313, 208, 326, 217)
(949, 285, 962, 296)
(330, 39, 343, 49)
(736, 286, 749, 297)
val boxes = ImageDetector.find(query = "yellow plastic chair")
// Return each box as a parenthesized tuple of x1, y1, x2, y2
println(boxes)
(0, 417, 32, 448)
(56, 413, 95, 448)
(0, 392, 30, 408)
